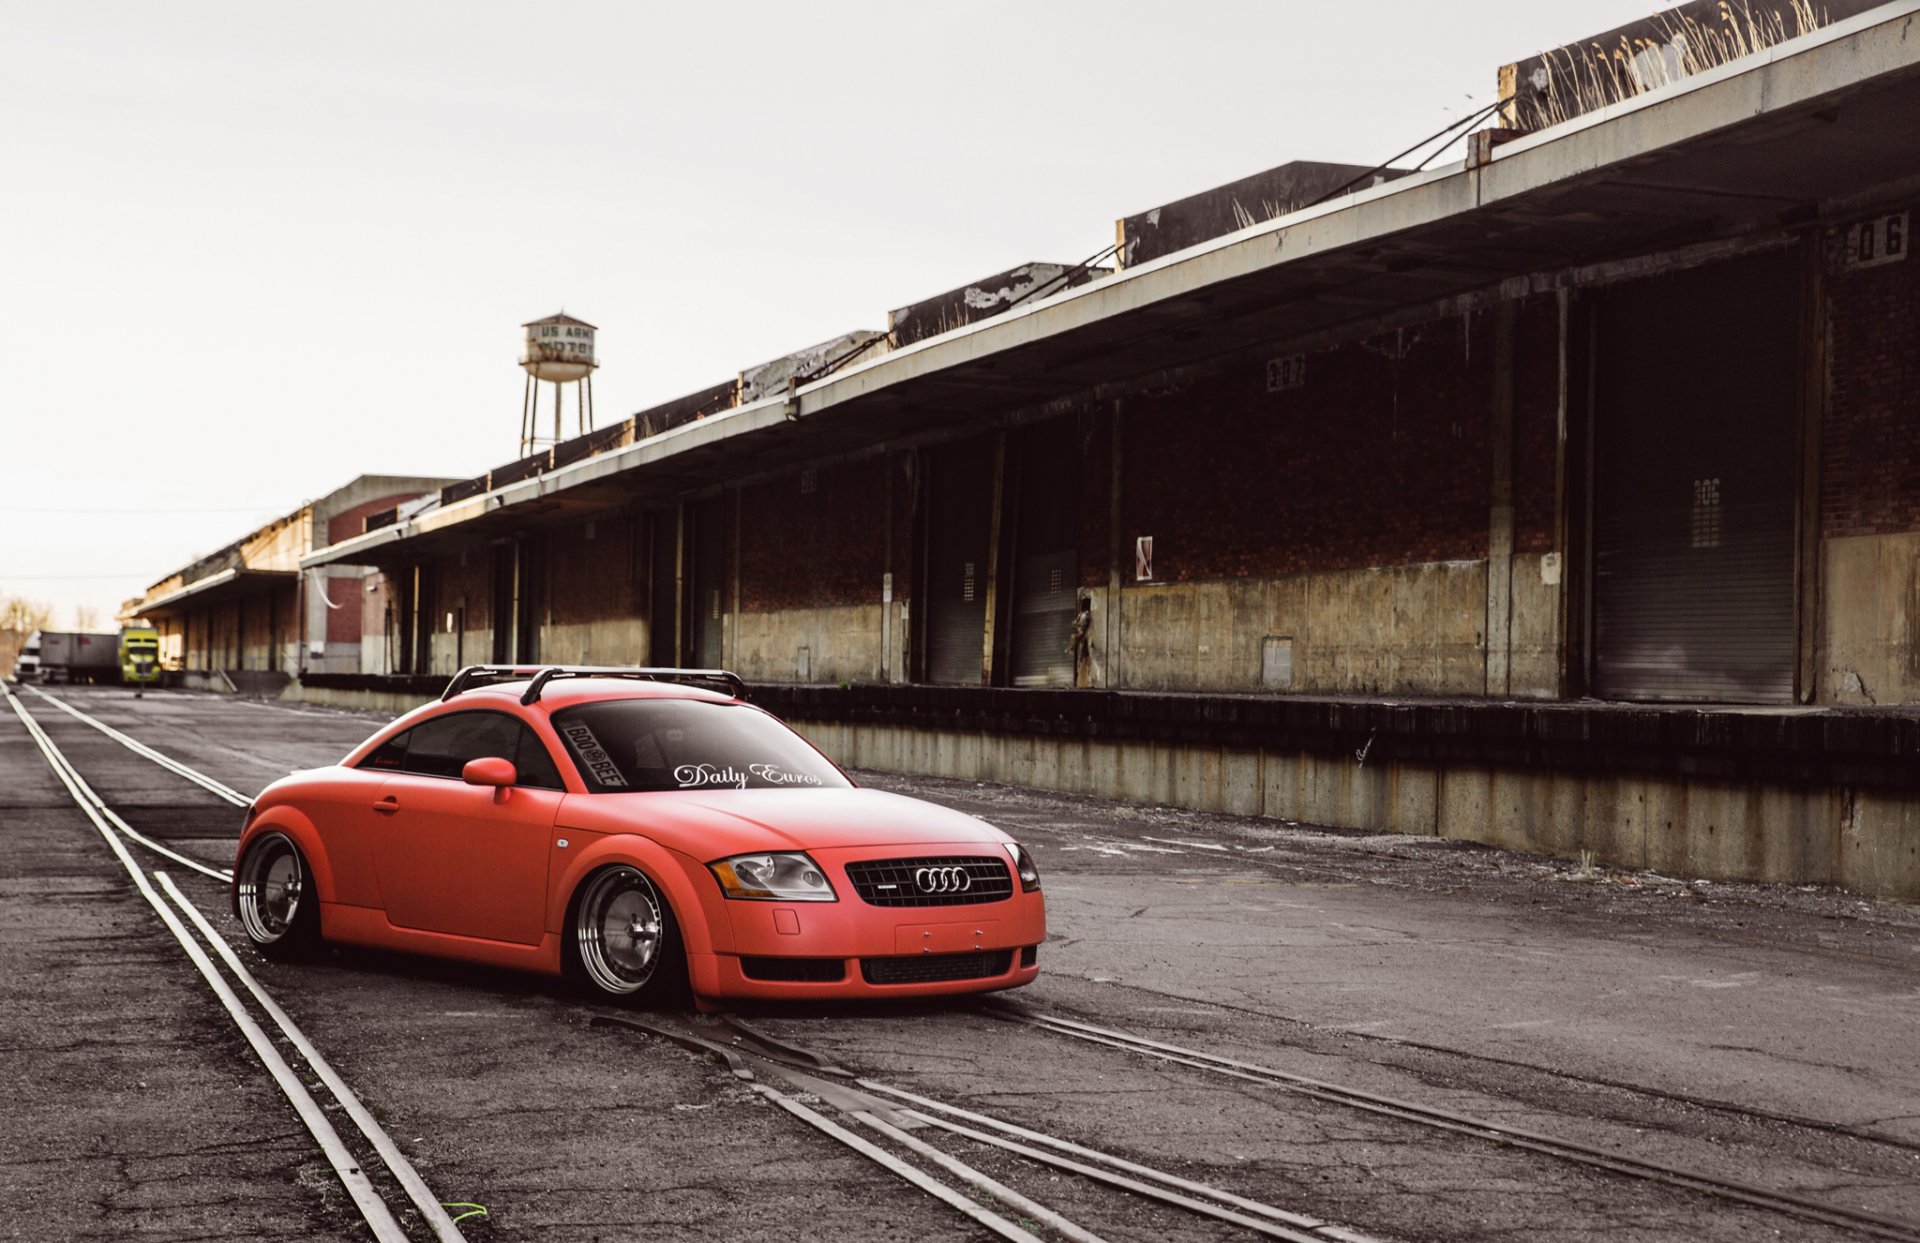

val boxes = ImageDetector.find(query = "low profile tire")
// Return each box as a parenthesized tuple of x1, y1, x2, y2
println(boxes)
(236, 832, 320, 960)
(566, 865, 689, 1006)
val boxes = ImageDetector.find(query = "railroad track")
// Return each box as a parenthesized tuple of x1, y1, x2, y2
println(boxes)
(4, 684, 472, 1242)
(984, 1004, 1920, 1243)
(18, 685, 1920, 1242)
(12, 686, 1390, 1242)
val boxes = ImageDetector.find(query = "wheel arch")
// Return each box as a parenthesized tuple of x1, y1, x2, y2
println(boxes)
(232, 808, 337, 915)
(550, 835, 724, 958)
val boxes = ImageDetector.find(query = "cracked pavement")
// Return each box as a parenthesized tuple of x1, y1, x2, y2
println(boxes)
(4, 686, 1919, 1241)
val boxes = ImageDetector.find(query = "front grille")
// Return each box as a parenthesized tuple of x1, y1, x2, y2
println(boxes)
(740, 956, 846, 983)
(1019, 945, 1038, 969)
(862, 950, 1014, 985)
(844, 856, 1013, 907)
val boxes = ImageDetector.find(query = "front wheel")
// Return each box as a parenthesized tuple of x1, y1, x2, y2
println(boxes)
(567, 866, 688, 1005)
(236, 832, 320, 959)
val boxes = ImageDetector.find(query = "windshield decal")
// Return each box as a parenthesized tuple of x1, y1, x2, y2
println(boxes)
(561, 722, 628, 788)
(672, 762, 824, 789)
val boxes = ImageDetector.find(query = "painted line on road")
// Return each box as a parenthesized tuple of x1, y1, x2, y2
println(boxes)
(25, 684, 252, 805)
(3, 686, 413, 1242)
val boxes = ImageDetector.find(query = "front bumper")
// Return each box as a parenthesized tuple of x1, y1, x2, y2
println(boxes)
(692, 842, 1047, 1001)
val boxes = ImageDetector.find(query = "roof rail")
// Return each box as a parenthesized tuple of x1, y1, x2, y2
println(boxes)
(439, 664, 748, 705)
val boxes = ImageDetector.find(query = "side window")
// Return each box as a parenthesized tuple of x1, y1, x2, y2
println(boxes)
(376, 710, 566, 790)
(401, 712, 527, 780)
(360, 727, 412, 771)
(512, 725, 566, 791)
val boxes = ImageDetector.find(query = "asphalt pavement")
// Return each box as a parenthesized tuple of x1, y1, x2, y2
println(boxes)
(4, 684, 1917, 1242)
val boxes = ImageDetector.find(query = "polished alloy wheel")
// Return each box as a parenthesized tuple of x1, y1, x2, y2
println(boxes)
(238, 833, 304, 944)
(575, 867, 665, 995)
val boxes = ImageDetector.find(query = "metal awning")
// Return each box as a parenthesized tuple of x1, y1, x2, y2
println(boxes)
(138, 568, 298, 616)
(304, 2, 1920, 572)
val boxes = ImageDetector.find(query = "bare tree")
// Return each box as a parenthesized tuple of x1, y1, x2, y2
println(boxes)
(0, 594, 55, 674)
(71, 604, 100, 631)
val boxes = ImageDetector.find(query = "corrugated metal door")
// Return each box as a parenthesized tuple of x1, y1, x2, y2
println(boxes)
(1010, 418, 1081, 687)
(1591, 250, 1799, 703)
(924, 440, 995, 685)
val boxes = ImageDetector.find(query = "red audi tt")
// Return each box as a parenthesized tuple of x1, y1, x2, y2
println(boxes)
(232, 667, 1046, 1007)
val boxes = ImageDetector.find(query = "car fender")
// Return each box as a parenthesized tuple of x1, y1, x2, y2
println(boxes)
(232, 805, 338, 916)
(548, 833, 730, 957)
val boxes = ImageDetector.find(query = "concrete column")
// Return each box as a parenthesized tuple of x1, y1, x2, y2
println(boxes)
(1485, 304, 1517, 697)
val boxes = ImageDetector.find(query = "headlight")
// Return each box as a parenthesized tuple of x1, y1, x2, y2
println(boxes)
(708, 852, 837, 902)
(1006, 842, 1041, 893)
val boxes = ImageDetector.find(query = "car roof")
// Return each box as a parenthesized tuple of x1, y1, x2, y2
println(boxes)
(453, 676, 737, 710)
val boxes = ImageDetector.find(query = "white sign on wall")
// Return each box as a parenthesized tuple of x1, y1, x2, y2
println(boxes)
(1266, 353, 1306, 392)
(1135, 536, 1154, 582)
(1841, 212, 1908, 271)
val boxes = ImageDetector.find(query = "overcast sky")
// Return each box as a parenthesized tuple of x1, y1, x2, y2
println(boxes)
(2, 0, 1658, 628)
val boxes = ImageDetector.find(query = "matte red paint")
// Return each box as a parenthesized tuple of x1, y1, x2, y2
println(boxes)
(233, 677, 1046, 1004)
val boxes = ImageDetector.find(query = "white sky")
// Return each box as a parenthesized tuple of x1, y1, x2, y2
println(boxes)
(2, 0, 1658, 628)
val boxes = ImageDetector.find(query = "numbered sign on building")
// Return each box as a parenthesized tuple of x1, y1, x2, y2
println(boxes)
(1840, 212, 1908, 271)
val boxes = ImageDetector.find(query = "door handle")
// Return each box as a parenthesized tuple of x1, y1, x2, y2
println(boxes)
(372, 797, 400, 815)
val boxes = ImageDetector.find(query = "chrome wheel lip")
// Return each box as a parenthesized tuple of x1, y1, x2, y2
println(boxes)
(576, 866, 664, 996)
(237, 832, 303, 945)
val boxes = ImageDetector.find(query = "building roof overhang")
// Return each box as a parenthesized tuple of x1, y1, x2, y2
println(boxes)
(137, 568, 299, 616)
(305, 1, 1920, 573)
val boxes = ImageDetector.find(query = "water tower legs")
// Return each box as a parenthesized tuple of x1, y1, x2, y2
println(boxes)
(519, 373, 535, 457)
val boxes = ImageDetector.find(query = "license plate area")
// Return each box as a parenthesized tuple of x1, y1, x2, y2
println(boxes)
(895, 920, 999, 954)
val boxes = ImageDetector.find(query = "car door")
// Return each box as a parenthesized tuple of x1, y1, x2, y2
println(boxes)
(370, 709, 565, 945)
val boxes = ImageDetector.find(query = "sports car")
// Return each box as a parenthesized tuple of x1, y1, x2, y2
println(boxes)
(231, 666, 1045, 1007)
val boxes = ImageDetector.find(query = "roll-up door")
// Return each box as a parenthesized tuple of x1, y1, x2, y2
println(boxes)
(1590, 249, 1799, 703)
(924, 439, 996, 685)
(1009, 418, 1081, 687)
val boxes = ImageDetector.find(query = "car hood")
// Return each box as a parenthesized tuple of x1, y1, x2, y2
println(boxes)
(556, 787, 1006, 857)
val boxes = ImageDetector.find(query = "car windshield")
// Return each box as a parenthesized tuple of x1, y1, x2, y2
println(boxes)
(551, 698, 851, 793)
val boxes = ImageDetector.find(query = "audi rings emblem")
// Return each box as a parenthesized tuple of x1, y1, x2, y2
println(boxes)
(914, 866, 973, 894)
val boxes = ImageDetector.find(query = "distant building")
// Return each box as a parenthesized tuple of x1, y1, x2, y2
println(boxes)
(157, 4, 1920, 898)
(128, 475, 453, 690)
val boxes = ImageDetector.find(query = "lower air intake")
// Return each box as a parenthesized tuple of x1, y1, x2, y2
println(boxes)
(740, 956, 846, 983)
(861, 950, 1014, 985)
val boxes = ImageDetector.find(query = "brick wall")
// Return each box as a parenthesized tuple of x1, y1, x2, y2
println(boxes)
(1825, 231, 1920, 538)
(739, 457, 889, 612)
(546, 514, 643, 625)
(327, 494, 420, 546)
(1120, 312, 1494, 583)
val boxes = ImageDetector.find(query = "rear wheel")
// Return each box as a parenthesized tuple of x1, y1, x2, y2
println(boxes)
(567, 866, 688, 1005)
(236, 832, 320, 959)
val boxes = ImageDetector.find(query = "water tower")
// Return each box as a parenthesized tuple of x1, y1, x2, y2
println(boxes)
(519, 312, 598, 455)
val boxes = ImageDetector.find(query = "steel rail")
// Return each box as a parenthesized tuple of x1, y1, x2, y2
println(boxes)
(713, 1014, 1380, 1242)
(8, 685, 467, 1241)
(749, 1084, 1050, 1243)
(856, 1078, 1349, 1236)
(156, 873, 471, 1243)
(1005, 1007, 1920, 1243)
(25, 684, 251, 806)
(3, 687, 413, 1242)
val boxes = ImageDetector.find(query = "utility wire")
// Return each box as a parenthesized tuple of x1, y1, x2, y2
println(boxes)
(1006, 243, 1120, 311)
(1307, 96, 1513, 209)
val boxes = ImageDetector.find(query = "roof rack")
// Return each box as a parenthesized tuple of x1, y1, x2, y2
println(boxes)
(439, 665, 748, 705)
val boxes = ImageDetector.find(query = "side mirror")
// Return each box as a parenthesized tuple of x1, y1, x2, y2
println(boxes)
(462, 756, 517, 788)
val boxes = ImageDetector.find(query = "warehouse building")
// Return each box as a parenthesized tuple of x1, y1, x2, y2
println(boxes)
(129, 475, 453, 690)
(205, 1, 1920, 895)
